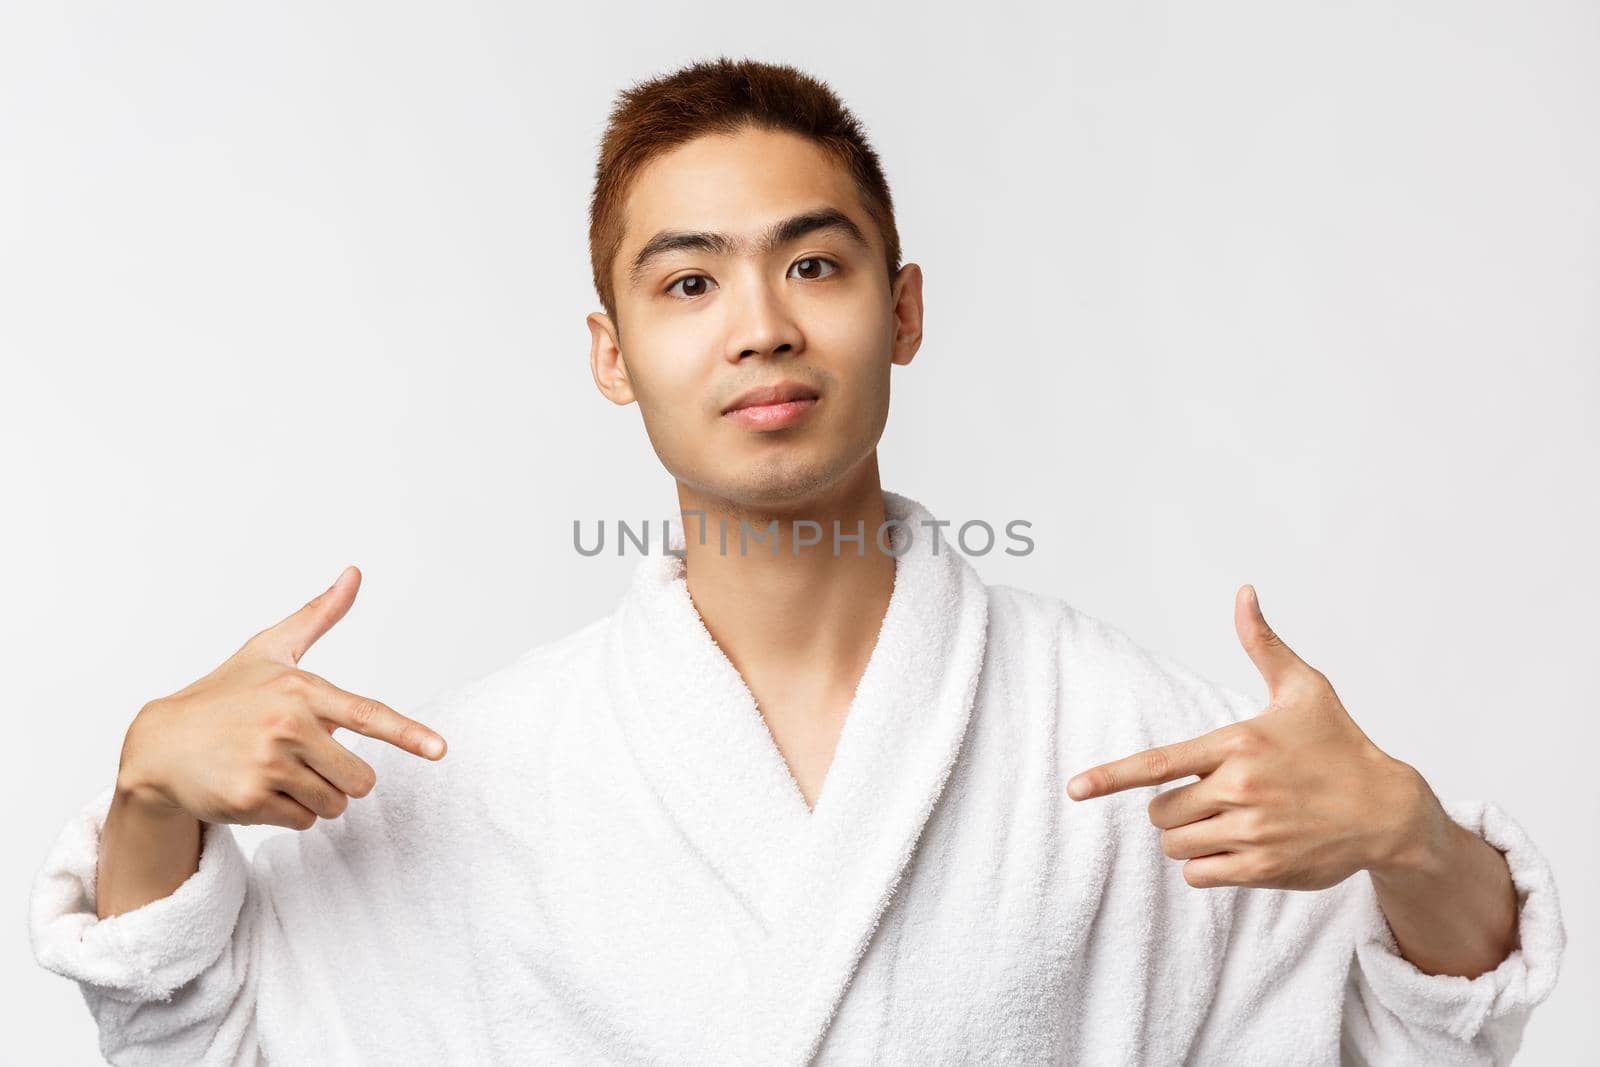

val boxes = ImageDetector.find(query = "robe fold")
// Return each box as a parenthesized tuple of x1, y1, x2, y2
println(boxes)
(30, 490, 1565, 1065)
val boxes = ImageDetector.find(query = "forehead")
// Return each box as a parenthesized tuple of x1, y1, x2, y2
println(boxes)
(618, 127, 876, 260)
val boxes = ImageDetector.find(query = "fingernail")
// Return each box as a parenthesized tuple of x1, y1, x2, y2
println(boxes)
(1067, 777, 1089, 800)
(423, 735, 445, 758)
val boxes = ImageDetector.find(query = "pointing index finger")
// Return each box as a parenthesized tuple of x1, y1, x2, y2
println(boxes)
(301, 674, 447, 760)
(1067, 731, 1222, 801)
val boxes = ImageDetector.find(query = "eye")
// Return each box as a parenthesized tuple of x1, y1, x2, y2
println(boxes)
(790, 256, 839, 281)
(665, 274, 716, 300)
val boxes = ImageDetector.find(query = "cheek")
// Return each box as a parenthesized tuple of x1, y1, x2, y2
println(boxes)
(811, 300, 895, 405)
(638, 362, 701, 411)
(814, 281, 891, 344)
(623, 348, 723, 473)
(623, 325, 709, 408)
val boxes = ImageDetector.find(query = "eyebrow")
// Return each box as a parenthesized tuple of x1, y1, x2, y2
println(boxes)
(626, 207, 871, 290)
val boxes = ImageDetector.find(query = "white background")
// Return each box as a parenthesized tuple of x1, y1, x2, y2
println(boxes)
(3, 2, 1594, 1062)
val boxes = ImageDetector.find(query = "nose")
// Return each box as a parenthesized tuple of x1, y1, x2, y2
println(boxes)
(724, 273, 804, 362)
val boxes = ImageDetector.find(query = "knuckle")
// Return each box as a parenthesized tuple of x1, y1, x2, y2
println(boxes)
(398, 722, 429, 752)
(1236, 809, 1269, 844)
(1225, 727, 1262, 758)
(1160, 831, 1183, 860)
(1144, 747, 1173, 782)
(1224, 772, 1259, 805)
(226, 786, 264, 821)
(260, 708, 305, 742)
(348, 698, 381, 731)
(304, 783, 334, 815)
(1395, 758, 1426, 799)
(1250, 854, 1284, 884)
(237, 631, 272, 661)
(269, 670, 310, 698)
(1290, 669, 1333, 705)
(292, 809, 318, 831)
(253, 739, 289, 774)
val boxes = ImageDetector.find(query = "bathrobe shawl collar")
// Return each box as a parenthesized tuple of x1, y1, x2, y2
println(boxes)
(602, 489, 991, 1065)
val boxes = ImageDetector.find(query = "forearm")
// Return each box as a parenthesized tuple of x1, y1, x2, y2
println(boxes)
(1368, 810, 1520, 979)
(96, 775, 203, 920)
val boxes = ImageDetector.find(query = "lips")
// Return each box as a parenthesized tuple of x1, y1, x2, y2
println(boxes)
(722, 381, 821, 414)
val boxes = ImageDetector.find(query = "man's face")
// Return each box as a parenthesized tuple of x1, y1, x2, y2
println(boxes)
(587, 125, 922, 512)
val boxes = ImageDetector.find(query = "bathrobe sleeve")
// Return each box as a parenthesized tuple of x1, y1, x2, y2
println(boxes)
(29, 783, 265, 1066)
(1340, 795, 1567, 1065)
(1191, 680, 1567, 1066)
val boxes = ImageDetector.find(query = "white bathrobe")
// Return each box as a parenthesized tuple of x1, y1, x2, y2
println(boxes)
(31, 490, 1565, 1066)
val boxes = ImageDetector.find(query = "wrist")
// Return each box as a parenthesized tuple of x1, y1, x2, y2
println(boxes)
(114, 703, 184, 817)
(1364, 758, 1455, 883)
(112, 775, 187, 817)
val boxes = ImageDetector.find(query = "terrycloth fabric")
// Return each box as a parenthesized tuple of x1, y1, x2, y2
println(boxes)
(30, 490, 1565, 1065)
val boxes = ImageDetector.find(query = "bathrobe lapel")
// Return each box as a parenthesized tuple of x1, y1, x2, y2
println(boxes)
(602, 490, 991, 1065)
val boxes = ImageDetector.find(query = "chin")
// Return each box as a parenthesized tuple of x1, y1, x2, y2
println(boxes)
(682, 459, 842, 514)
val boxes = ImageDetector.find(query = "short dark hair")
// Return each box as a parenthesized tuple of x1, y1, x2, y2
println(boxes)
(587, 56, 903, 323)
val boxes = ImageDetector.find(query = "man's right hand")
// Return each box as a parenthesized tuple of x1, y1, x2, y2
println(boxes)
(115, 565, 448, 831)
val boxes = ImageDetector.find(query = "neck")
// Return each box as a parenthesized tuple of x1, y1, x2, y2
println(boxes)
(673, 458, 896, 701)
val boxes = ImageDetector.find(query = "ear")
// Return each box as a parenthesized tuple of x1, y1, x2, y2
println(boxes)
(587, 311, 636, 406)
(889, 263, 924, 367)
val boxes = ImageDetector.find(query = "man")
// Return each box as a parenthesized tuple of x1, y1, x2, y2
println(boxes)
(31, 57, 1564, 1065)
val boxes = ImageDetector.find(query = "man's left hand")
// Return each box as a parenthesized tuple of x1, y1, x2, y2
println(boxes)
(1065, 584, 1452, 891)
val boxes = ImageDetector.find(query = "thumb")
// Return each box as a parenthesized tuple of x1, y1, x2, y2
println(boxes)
(1234, 584, 1311, 699)
(254, 565, 362, 665)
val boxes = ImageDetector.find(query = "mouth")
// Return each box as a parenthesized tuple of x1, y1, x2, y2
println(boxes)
(721, 381, 822, 432)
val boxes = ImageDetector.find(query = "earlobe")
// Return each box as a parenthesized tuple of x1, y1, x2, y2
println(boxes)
(896, 331, 921, 369)
(587, 311, 636, 405)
